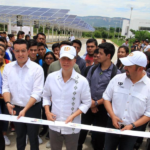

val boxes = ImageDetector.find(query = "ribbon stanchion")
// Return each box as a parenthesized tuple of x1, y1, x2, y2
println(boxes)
(0, 114, 150, 138)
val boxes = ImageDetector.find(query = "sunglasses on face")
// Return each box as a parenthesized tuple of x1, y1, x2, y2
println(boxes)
(45, 57, 54, 60)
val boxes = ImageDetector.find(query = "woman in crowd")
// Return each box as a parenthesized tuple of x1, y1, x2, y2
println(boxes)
(0, 44, 11, 146)
(8, 34, 15, 47)
(115, 46, 129, 72)
(25, 35, 30, 42)
(39, 52, 56, 142)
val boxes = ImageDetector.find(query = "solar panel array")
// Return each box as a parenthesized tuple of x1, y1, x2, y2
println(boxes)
(0, 5, 95, 32)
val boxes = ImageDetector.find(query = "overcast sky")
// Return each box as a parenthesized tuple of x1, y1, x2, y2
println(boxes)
(1, 0, 150, 19)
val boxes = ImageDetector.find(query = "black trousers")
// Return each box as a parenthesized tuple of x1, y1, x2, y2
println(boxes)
(14, 102, 41, 150)
(0, 121, 5, 150)
(77, 105, 108, 150)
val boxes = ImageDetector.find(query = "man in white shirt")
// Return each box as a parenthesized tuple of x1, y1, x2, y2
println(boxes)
(2, 39, 44, 150)
(69, 34, 75, 41)
(43, 45, 91, 150)
(103, 51, 150, 150)
(122, 39, 129, 47)
(144, 40, 150, 52)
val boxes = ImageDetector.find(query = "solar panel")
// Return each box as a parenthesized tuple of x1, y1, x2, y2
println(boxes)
(58, 10, 69, 13)
(41, 12, 55, 17)
(19, 11, 34, 15)
(38, 8, 49, 11)
(52, 13, 66, 18)
(29, 7, 40, 11)
(6, 10, 24, 15)
(30, 11, 44, 16)
(0, 9, 12, 14)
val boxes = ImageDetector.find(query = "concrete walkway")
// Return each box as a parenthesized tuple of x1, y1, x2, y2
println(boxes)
(5, 38, 147, 150)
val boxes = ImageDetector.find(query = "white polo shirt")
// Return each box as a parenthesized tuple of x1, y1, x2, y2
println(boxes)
(103, 73, 150, 125)
(43, 69, 91, 134)
(2, 58, 44, 107)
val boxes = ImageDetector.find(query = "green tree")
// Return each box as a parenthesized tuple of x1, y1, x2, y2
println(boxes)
(101, 31, 107, 38)
(130, 29, 150, 41)
(110, 27, 115, 32)
(94, 31, 101, 38)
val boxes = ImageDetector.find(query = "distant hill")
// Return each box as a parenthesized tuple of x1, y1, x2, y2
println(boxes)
(78, 16, 129, 28)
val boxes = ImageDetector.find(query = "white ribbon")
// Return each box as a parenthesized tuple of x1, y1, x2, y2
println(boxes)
(0, 114, 150, 138)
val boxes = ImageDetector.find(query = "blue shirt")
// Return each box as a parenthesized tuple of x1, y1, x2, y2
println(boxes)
(38, 48, 52, 66)
(4, 52, 10, 60)
(87, 63, 121, 101)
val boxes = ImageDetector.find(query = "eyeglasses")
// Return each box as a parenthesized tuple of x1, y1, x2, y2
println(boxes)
(45, 57, 54, 60)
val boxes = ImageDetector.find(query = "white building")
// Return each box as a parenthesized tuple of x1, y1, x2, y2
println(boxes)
(7, 25, 33, 36)
(121, 19, 150, 38)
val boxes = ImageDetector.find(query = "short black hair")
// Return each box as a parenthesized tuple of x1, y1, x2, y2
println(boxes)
(27, 39, 38, 49)
(98, 42, 115, 59)
(18, 31, 25, 35)
(25, 35, 30, 41)
(72, 39, 82, 48)
(86, 39, 98, 46)
(145, 40, 149, 43)
(0, 37, 5, 44)
(8, 34, 14, 39)
(13, 39, 28, 49)
(37, 42, 45, 48)
(3, 32, 6, 34)
(0, 37, 7, 43)
(126, 39, 129, 41)
(60, 41, 72, 47)
(52, 43, 60, 51)
(36, 33, 46, 39)
(103, 39, 106, 42)
(94, 49, 99, 54)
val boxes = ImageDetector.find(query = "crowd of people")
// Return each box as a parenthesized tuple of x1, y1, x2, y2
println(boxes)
(0, 31, 150, 150)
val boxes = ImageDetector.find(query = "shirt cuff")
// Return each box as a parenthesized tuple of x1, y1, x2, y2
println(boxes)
(2, 89, 10, 94)
(31, 94, 41, 102)
(144, 112, 150, 118)
(103, 93, 111, 101)
(42, 99, 51, 107)
(79, 104, 90, 114)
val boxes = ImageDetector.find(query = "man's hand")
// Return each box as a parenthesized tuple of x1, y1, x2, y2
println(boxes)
(17, 109, 26, 119)
(91, 100, 96, 108)
(6, 103, 16, 115)
(121, 124, 133, 131)
(111, 116, 123, 129)
(65, 115, 74, 124)
(45, 111, 56, 122)
(91, 107, 99, 113)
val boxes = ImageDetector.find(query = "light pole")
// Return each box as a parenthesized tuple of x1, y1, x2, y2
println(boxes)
(128, 7, 133, 38)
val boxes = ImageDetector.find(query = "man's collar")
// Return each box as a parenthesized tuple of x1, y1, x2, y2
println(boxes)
(12, 58, 31, 68)
(57, 68, 79, 81)
(125, 71, 147, 85)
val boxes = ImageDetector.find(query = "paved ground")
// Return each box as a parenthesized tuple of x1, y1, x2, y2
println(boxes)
(5, 38, 148, 150)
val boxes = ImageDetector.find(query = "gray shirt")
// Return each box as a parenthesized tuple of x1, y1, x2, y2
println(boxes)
(76, 56, 86, 75)
(87, 63, 121, 101)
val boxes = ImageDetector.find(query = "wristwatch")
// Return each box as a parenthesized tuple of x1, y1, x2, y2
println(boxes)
(5, 101, 11, 105)
(131, 123, 136, 129)
(95, 101, 98, 106)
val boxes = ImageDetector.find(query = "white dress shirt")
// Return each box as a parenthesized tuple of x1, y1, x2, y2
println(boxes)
(103, 73, 150, 125)
(70, 36, 75, 41)
(144, 45, 150, 52)
(2, 58, 44, 107)
(43, 69, 91, 134)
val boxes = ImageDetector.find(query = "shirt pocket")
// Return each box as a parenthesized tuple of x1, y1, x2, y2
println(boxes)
(113, 86, 129, 106)
(131, 92, 147, 115)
